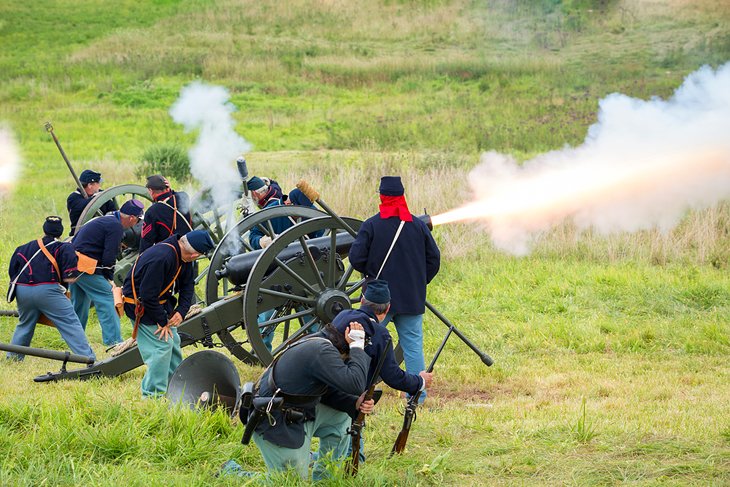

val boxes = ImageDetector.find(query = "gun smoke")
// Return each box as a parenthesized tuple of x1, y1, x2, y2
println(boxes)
(170, 81, 252, 220)
(432, 62, 730, 255)
(0, 126, 21, 199)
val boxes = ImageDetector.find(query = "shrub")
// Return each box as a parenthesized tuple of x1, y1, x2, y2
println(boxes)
(137, 144, 191, 181)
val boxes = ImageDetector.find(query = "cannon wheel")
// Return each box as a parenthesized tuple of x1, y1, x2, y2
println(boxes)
(76, 184, 153, 226)
(204, 205, 326, 305)
(243, 216, 367, 366)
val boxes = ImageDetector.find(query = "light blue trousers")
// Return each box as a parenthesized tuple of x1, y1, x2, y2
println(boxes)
(70, 273, 122, 345)
(383, 312, 427, 401)
(135, 322, 182, 398)
(7, 284, 96, 361)
(252, 403, 350, 480)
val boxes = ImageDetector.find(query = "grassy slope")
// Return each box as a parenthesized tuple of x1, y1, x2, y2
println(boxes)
(1, 0, 729, 485)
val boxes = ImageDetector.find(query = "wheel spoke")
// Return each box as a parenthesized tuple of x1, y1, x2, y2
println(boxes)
(259, 287, 316, 305)
(258, 307, 315, 328)
(270, 316, 320, 356)
(272, 257, 320, 296)
(346, 277, 366, 296)
(328, 230, 336, 287)
(336, 264, 355, 290)
(299, 236, 326, 289)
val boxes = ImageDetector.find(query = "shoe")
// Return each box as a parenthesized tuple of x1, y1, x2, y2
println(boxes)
(217, 459, 256, 478)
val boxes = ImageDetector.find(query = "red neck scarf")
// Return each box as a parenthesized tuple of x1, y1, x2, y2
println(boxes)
(379, 195, 412, 221)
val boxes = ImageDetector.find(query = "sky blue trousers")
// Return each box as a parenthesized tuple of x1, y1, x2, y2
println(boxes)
(135, 321, 182, 398)
(70, 273, 122, 346)
(7, 284, 96, 361)
(383, 311, 427, 402)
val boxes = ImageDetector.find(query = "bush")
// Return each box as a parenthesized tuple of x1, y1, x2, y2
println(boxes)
(137, 144, 191, 181)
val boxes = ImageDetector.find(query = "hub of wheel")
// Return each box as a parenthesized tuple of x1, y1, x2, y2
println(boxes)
(315, 289, 351, 323)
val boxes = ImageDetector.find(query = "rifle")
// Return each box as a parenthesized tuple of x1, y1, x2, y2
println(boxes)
(346, 337, 391, 476)
(390, 324, 454, 456)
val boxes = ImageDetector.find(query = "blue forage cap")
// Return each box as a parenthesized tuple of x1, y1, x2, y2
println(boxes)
(246, 176, 265, 192)
(79, 169, 102, 184)
(120, 199, 144, 218)
(379, 176, 404, 196)
(186, 230, 215, 254)
(363, 279, 391, 304)
(42, 216, 64, 238)
(287, 188, 314, 207)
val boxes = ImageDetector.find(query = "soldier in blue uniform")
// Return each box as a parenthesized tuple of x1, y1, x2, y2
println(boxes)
(349, 176, 441, 403)
(221, 322, 370, 480)
(122, 230, 215, 397)
(319, 279, 433, 465)
(139, 175, 193, 253)
(246, 176, 288, 249)
(6, 217, 96, 361)
(67, 169, 118, 236)
(71, 199, 144, 346)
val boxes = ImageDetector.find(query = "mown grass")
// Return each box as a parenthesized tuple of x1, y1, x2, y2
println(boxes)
(1, 0, 730, 485)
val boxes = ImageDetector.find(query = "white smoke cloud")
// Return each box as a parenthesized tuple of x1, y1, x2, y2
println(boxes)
(169, 82, 251, 214)
(435, 62, 730, 255)
(0, 126, 21, 198)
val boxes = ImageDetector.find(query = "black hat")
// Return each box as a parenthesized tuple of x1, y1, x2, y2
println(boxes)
(120, 199, 145, 218)
(247, 176, 266, 192)
(145, 174, 168, 191)
(379, 176, 404, 196)
(43, 216, 64, 238)
(79, 169, 102, 184)
(186, 230, 215, 253)
(363, 279, 391, 304)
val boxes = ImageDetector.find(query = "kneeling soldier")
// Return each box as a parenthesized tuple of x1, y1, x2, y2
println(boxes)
(122, 230, 214, 397)
(225, 322, 371, 480)
(6, 217, 96, 361)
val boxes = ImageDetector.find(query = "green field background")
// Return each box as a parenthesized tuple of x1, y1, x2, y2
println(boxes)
(1, 1, 729, 485)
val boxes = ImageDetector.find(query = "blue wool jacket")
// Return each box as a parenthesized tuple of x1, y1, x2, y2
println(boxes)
(349, 214, 440, 315)
(71, 212, 124, 280)
(322, 306, 424, 417)
(122, 235, 195, 327)
(9, 237, 79, 286)
(139, 190, 192, 252)
(248, 198, 292, 249)
(67, 189, 118, 236)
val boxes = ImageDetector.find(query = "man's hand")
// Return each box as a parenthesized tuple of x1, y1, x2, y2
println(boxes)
(259, 235, 273, 248)
(419, 371, 434, 389)
(355, 393, 375, 414)
(345, 322, 365, 349)
(167, 312, 183, 327)
(155, 324, 174, 341)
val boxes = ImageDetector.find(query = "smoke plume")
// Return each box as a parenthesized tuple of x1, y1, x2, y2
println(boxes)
(432, 62, 730, 255)
(169, 82, 251, 216)
(0, 126, 21, 199)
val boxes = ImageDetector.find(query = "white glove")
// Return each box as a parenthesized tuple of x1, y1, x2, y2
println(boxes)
(348, 329, 366, 350)
(260, 235, 273, 248)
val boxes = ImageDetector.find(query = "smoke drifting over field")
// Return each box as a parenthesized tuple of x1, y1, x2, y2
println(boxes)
(432, 63, 730, 255)
(170, 82, 251, 212)
(0, 126, 21, 198)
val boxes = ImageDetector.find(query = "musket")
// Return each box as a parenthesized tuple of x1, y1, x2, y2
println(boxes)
(346, 337, 391, 476)
(390, 324, 454, 456)
(44, 122, 86, 197)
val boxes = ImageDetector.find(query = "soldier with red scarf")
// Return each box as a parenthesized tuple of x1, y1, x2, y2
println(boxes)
(348, 176, 440, 404)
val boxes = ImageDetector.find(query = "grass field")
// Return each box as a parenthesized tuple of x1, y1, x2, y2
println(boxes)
(1, 0, 729, 485)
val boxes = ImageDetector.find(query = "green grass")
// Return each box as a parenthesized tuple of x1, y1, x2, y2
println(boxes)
(1, 0, 730, 485)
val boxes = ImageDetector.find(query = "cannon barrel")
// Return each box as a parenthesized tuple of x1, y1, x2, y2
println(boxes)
(0, 342, 95, 365)
(215, 214, 432, 286)
(216, 232, 355, 286)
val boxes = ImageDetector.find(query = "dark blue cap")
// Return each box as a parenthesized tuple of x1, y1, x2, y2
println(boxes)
(379, 176, 404, 196)
(186, 230, 215, 254)
(145, 174, 168, 190)
(79, 169, 102, 184)
(247, 176, 265, 192)
(120, 199, 144, 217)
(364, 279, 391, 304)
(287, 188, 313, 207)
(43, 216, 64, 238)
